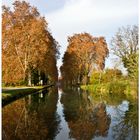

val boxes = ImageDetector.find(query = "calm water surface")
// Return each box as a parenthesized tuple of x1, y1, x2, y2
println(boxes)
(2, 87, 138, 140)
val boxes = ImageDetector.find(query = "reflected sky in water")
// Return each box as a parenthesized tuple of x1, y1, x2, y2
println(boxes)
(2, 87, 138, 140)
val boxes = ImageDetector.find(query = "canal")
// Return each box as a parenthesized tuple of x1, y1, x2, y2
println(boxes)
(2, 87, 138, 140)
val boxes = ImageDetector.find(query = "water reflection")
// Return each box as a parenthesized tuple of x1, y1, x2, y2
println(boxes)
(61, 88, 138, 140)
(112, 101, 138, 140)
(2, 87, 138, 140)
(61, 88, 111, 140)
(2, 88, 61, 140)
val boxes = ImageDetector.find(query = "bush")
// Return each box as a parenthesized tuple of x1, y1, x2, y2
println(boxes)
(90, 71, 103, 84)
(89, 69, 123, 85)
(108, 81, 127, 94)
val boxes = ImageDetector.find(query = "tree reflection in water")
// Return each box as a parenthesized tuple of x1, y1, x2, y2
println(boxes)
(2, 88, 61, 140)
(112, 100, 138, 140)
(2, 87, 138, 140)
(61, 88, 111, 140)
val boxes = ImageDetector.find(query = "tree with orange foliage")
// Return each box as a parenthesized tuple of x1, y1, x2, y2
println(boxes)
(2, 1, 59, 86)
(61, 33, 109, 85)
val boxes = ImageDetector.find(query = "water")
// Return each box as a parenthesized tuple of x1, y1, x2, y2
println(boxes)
(2, 87, 138, 140)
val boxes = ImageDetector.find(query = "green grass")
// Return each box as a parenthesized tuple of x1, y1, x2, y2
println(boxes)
(2, 86, 43, 100)
(2, 86, 43, 89)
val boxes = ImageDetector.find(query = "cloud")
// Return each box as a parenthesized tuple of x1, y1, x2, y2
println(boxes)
(46, 0, 138, 35)
(45, 0, 138, 68)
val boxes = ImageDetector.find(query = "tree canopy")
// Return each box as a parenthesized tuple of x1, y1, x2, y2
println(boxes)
(60, 33, 109, 85)
(2, 1, 59, 85)
(111, 25, 138, 79)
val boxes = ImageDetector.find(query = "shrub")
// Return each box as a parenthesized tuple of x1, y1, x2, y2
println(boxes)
(108, 81, 127, 94)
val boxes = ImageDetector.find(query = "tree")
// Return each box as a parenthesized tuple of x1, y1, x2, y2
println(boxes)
(61, 33, 109, 85)
(111, 25, 138, 79)
(2, 1, 59, 86)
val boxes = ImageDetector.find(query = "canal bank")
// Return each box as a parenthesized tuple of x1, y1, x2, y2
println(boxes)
(80, 80, 138, 99)
(2, 85, 54, 107)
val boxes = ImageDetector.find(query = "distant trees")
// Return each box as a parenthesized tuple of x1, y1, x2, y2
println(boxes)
(60, 33, 109, 85)
(2, 1, 59, 86)
(90, 69, 122, 84)
(111, 25, 138, 79)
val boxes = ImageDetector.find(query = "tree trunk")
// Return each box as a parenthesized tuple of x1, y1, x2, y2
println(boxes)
(28, 71, 31, 86)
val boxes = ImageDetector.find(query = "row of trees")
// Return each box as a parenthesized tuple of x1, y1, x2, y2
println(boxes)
(2, 1, 138, 86)
(60, 25, 138, 86)
(60, 33, 109, 85)
(2, 1, 59, 86)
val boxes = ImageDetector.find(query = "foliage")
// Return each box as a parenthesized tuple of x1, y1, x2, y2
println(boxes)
(103, 68, 122, 81)
(108, 81, 127, 94)
(81, 78, 138, 98)
(61, 33, 109, 85)
(2, 1, 59, 85)
(89, 68, 122, 84)
(90, 71, 101, 84)
(111, 25, 138, 79)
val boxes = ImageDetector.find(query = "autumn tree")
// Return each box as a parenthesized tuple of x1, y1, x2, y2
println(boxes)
(61, 33, 109, 85)
(2, 1, 59, 86)
(111, 25, 138, 79)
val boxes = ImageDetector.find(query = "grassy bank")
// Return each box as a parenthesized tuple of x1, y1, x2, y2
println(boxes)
(81, 80, 138, 98)
(2, 87, 41, 98)
(2, 85, 54, 106)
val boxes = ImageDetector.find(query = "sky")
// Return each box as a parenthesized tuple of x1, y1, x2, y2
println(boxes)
(2, 0, 139, 73)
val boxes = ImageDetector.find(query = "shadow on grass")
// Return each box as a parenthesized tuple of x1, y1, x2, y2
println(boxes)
(2, 88, 39, 95)
(2, 85, 54, 107)
(2, 88, 41, 107)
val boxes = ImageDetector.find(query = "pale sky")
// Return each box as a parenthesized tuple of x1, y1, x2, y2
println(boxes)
(2, 0, 139, 72)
